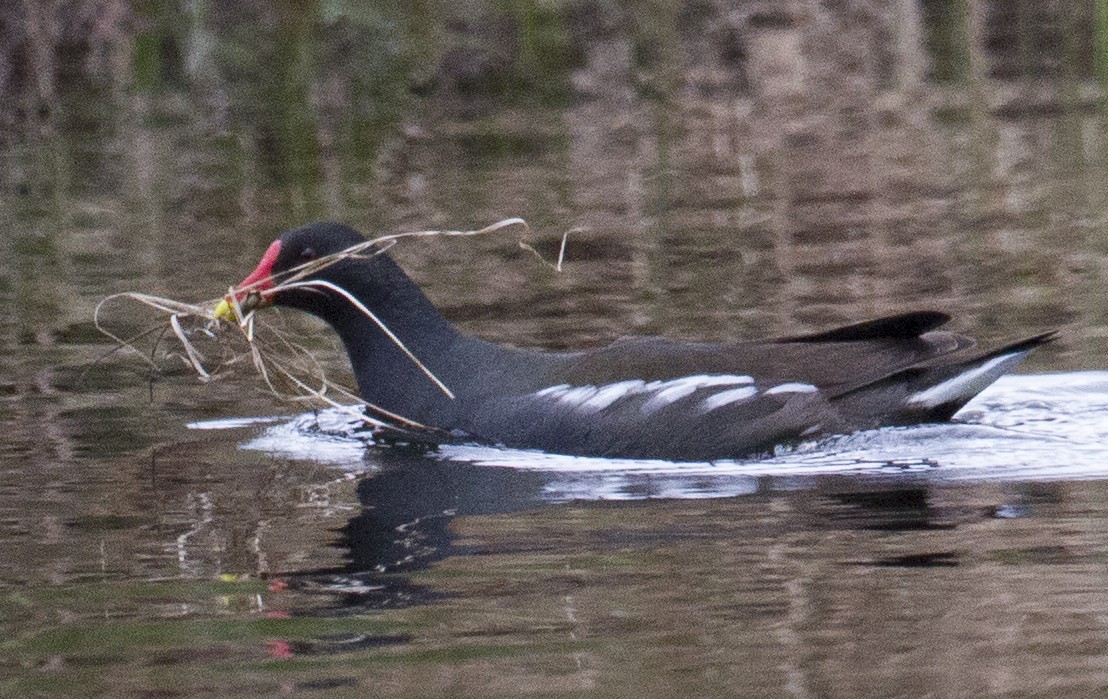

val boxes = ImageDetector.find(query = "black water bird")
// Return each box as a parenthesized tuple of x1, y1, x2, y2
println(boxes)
(215, 222, 1055, 461)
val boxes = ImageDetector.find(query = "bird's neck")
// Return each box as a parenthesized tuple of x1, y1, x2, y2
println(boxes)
(292, 255, 565, 432)
(317, 273, 469, 425)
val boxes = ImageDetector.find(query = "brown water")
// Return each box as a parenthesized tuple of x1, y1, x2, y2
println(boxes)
(3, 2, 1108, 697)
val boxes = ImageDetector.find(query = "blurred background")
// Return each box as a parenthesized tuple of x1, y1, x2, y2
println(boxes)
(4, 2, 1108, 697)
(3, 0, 1106, 354)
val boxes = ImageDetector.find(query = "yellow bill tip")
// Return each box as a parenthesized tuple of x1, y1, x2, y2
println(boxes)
(213, 298, 235, 322)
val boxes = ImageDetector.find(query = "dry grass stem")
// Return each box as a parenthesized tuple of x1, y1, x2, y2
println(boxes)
(277, 279, 456, 399)
(517, 226, 577, 272)
(170, 314, 211, 380)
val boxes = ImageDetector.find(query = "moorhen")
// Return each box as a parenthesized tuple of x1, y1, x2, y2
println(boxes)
(214, 222, 1055, 461)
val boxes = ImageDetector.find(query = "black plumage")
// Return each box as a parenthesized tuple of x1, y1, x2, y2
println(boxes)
(222, 222, 1055, 461)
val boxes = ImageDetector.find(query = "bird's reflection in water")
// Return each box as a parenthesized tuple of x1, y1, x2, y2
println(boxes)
(340, 449, 551, 574)
(822, 485, 946, 531)
(285, 448, 995, 610)
(279, 446, 551, 613)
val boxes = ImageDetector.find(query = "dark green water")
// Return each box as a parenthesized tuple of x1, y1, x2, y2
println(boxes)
(3, 2, 1108, 697)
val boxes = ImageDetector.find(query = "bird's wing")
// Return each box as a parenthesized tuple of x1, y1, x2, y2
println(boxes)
(459, 312, 986, 460)
(553, 311, 974, 397)
(470, 371, 838, 460)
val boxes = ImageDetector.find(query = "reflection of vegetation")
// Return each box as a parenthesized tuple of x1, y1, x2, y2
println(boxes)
(921, 0, 969, 83)
(131, 2, 187, 91)
(0, 0, 1103, 354)
(119, 1, 576, 220)
(2, 579, 391, 695)
(15, 612, 396, 656)
(629, 0, 681, 100)
(494, 0, 574, 106)
(1097, 0, 1108, 83)
(0, 575, 591, 697)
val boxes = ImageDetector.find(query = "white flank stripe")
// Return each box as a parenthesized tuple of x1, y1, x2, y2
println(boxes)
(557, 386, 600, 406)
(641, 374, 754, 414)
(906, 351, 1030, 409)
(533, 384, 571, 397)
(642, 383, 700, 412)
(530, 374, 756, 415)
(580, 380, 647, 412)
(700, 386, 759, 412)
(765, 382, 819, 395)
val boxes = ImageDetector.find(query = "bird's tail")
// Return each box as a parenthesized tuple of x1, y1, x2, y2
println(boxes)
(832, 330, 1057, 426)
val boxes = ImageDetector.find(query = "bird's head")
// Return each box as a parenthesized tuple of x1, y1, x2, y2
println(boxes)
(214, 222, 376, 322)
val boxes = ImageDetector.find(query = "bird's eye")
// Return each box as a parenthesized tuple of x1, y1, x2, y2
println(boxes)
(300, 247, 317, 261)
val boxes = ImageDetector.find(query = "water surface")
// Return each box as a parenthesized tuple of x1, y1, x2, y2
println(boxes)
(3, 2, 1108, 697)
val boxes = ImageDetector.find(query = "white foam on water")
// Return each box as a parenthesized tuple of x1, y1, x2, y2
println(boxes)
(187, 416, 288, 430)
(193, 411, 375, 467)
